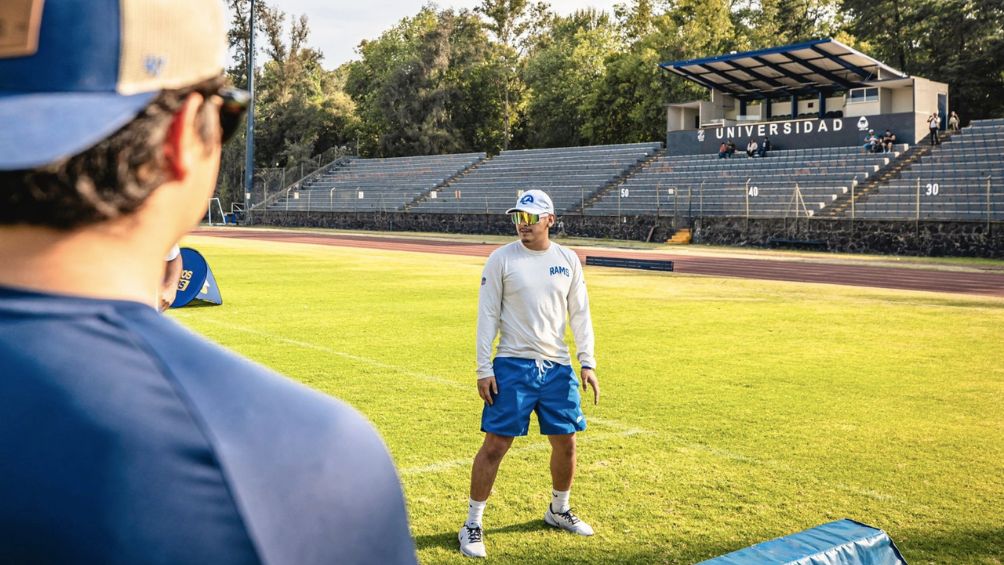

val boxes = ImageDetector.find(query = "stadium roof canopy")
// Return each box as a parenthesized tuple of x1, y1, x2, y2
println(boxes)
(660, 38, 906, 99)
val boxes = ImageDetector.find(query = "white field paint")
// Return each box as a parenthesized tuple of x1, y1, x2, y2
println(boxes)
(185, 317, 897, 500)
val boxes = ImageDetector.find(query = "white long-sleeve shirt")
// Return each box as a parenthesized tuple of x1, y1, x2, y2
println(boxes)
(476, 241, 596, 379)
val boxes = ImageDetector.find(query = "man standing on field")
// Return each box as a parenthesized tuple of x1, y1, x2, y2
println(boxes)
(459, 189, 600, 558)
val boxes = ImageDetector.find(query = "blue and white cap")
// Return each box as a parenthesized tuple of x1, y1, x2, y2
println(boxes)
(0, 0, 227, 171)
(506, 189, 554, 216)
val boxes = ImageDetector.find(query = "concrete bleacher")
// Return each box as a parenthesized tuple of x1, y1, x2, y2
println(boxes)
(408, 142, 662, 214)
(268, 152, 485, 212)
(585, 146, 900, 217)
(852, 119, 1004, 220)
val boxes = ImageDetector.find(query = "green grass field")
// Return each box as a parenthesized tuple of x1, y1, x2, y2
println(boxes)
(173, 235, 1004, 564)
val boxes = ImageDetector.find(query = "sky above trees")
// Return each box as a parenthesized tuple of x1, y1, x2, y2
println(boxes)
(228, 0, 622, 68)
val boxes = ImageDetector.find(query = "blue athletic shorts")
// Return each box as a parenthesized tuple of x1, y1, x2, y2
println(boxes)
(481, 357, 586, 437)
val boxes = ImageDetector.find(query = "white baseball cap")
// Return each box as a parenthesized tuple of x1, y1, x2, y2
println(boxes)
(506, 190, 554, 216)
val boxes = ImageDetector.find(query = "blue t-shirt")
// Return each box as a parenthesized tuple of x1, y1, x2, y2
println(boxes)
(0, 286, 417, 564)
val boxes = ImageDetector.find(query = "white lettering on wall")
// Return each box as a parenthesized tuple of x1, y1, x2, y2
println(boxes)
(700, 117, 852, 145)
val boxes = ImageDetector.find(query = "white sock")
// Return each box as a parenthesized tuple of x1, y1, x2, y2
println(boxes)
(466, 498, 487, 528)
(551, 489, 571, 513)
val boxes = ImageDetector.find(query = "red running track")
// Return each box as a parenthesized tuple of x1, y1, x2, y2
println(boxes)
(193, 228, 1004, 297)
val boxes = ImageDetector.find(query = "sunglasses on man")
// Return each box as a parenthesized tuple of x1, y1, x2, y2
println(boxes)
(510, 211, 549, 225)
(217, 87, 251, 143)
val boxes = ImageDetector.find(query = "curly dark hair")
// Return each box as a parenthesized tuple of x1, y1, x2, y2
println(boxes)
(0, 75, 226, 230)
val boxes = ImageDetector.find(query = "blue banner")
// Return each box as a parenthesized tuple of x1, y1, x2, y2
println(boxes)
(171, 248, 223, 308)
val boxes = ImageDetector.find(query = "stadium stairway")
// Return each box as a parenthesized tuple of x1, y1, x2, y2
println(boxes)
(252, 155, 355, 212)
(843, 122, 1003, 220)
(401, 156, 490, 212)
(565, 148, 667, 215)
(408, 142, 663, 214)
(267, 152, 487, 213)
(581, 146, 900, 218)
(821, 142, 933, 217)
(666, 228, 692, 244)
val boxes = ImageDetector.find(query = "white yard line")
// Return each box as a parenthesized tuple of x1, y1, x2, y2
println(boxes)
(192, 317, 647, 430)
(184, 317, 896, 500)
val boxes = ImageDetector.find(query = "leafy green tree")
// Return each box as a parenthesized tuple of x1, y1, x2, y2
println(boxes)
(523, 10, 622, 147)
(346, 7, 510, 156)
(475, 0, 552, 149)
(218, 1, 359, 208)
(842, 0, 1004, 121)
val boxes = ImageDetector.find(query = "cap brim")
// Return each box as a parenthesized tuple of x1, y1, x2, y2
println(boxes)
(505, 207, 552, 215)
(0, 91, 157, 171)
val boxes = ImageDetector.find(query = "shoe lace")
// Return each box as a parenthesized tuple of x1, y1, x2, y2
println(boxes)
(466, 525, 483, 543)
(556, 508, 580, 525)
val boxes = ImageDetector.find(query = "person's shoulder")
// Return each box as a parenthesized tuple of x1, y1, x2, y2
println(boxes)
(489, 240, 523, 260)
(122, 311, 417, 564)
(550, 242, 581, 265)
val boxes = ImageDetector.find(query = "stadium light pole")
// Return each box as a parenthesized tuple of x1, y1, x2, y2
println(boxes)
(243, 0, 256, 211)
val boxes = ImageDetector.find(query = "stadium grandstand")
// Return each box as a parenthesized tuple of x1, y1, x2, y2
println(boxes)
(409, 143, 662, 215)
(268, 152, 485, 213)
(249, 38, 1001, 256)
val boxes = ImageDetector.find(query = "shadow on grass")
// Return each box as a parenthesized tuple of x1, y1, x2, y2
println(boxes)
(171, 302, 224, 309)
(895, 525, 1004, 562)
(415, 520, 549, 552)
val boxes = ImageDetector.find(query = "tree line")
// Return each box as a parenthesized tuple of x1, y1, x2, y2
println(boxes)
(219, 0, 1004, 203)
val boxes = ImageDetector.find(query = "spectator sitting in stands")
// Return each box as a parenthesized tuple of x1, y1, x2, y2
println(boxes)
(745, 138, 758, 158)
(862, 129, 879, 153)
(758, 136, 771, 158)
(726, 139, 736, 158)
(881, 129, 897, 153)
(718, 141, 728, 159)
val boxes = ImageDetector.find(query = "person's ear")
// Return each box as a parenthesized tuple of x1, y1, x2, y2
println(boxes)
(163, 93, 204, 181)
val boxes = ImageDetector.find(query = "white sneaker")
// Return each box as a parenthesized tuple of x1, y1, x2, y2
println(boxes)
(544, 504, 594, 536)
(459, 523, 487, 558)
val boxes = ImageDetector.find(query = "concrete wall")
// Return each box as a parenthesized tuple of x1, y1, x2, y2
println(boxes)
(914, 77, 948, 116)
(247, 211, 1004, 258)
(667, 106, 686, 132)
(668, 112, 916, 154)
(845, 98, 880, 117)
(890, 84, 914, 113)
(692, 216, 1003, 258)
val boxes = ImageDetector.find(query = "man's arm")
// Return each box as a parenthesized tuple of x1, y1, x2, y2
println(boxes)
(475, 253, 503, 403)
(160, 246, 183, 312)
(566, 251, 599, 404)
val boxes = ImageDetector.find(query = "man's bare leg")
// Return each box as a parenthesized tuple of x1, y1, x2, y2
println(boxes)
(470, 432, 514, 501)
(544, 433, 593, 535)
(461, 433, 515, 558)
(548, 433, 576, 492)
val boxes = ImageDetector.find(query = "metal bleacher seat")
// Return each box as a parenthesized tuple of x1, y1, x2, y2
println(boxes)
(408, 142, 663, 214)
(852, 121, 1004, 220)
(584, 145, 900, 217)
(267, 152, 486, 213)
